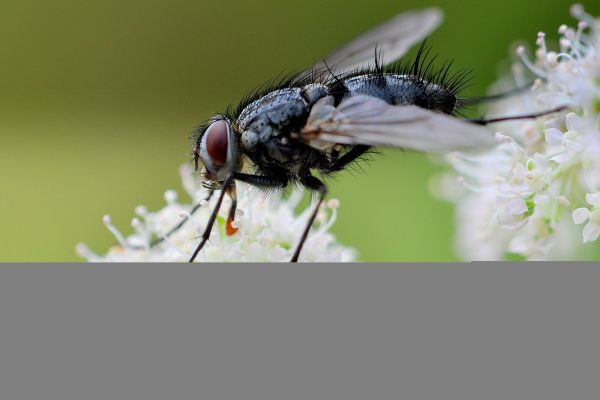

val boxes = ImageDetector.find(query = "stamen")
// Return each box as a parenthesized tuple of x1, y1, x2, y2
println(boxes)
(577, 21, 588, 42)
(570, 4, 584, 18)
(456, 176, 497, 193)
(164, 190, 178, 204)
(159, 233, 191, 258)
(516, 46, 547, 78)
(102, 214, 128, 248)
(558, 24, 568, 35)
(130, 217, 150, 250)
(318, 206, 338, 234)
(135, 205, 149, 217)
(570, 4, 597, 30)
(559, 38, 572, 51)
(558, 195, 570, 206)
(178, 211, 200, 236)
(546, 51, 558, 66)
(327, 199, 340, 209)
(536, 32, 548, 61)
(555, 52, 576, 63)
(76, 243, 100, 261)
(511, 63, 528, 88)
(131, 217, 142, 229)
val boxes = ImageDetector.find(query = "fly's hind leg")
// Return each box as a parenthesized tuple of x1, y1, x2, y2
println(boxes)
(322, 145, 371, 173)
(470, 105, 567, 125)
(459, 82, 537, 106)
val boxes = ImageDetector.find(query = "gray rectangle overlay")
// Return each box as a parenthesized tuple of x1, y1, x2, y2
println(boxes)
(1, 263, 599, 400)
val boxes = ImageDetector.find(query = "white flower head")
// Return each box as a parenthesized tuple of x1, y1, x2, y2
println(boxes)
(572, 192, 600, 243)
(435, 4, 600, 260)
(77, 164, 356, 262)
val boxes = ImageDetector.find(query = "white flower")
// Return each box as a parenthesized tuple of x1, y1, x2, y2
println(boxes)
(77, 164, 356, 262)
(544, 113, 585, 163)
(434, 4, 600, 260)
(497, 197, 530, 229)
(572, 192, 600, 243)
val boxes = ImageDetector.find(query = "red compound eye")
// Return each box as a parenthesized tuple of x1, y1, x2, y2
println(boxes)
(206, 120, 229, 166)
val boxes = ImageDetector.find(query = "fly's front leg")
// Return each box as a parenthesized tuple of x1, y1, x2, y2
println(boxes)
(292, 174, 328, 262)
(127, 190, 215, 250)
(188, 172, 288, 262)
(189, 177, 234, 262)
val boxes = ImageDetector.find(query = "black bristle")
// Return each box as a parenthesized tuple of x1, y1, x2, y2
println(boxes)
(335, 40, 472, 113)
(193, 39, 473, 145)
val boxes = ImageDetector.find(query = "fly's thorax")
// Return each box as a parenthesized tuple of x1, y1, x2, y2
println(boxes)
(235, 86, 327, 171)
(237, 87, 310, 152)
(334, 73, 457, 114)
(237, 88, 306, 131)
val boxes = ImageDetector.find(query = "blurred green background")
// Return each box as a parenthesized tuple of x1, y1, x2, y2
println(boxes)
(1, 0, 598, 261)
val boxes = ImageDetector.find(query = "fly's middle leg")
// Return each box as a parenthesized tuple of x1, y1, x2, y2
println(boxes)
(291, 174, 328, 262)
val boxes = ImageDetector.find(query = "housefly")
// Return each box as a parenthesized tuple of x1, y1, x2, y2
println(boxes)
(173, 7, 564, 262)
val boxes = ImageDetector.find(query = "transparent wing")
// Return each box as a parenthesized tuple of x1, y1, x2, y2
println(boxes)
(301, 95, 496, 153)
(310, 7, 443, 78)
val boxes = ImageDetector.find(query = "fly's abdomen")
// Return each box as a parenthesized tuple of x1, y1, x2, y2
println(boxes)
(333, 73, 457, 114)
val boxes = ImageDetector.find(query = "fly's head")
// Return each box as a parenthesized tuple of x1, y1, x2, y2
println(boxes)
(192, 116, 240, 189)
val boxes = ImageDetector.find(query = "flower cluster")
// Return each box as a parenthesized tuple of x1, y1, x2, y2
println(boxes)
(77, 165, 356, 262)
(435, 4, 600, 260)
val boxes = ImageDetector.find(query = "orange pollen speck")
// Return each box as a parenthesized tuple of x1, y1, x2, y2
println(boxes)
(226, 216, 239, 236)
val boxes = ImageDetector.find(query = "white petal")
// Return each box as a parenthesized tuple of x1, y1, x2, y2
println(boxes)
(582, 223, 600, 243)
(498, 211, 528, 230)
(567, 141, 584, 155)
(544, 128, 564, 145)
(565, 112, 585, 132)
(586, 192, 600, 207)
(572, 208, 590, 224)
(549, 153, 569, 164)
(507, 198, 528, 215)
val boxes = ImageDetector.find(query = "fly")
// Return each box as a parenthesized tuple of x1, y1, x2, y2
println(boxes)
(161, 7, 566, 262)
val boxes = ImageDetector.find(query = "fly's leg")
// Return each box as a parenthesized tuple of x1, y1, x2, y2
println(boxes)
(125, 190, 215, 250)
(189, 177, 234, 262)
(470, 105, 567, 125)
(225, 184, 238, 236)
(291, 174, 328, 262)
(322, 145, 371, 173)
(188, 172, 288, 262)
(233, 172, 288, 190)
(152, 190, 214, 246)
(459, 82, 536, 106)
